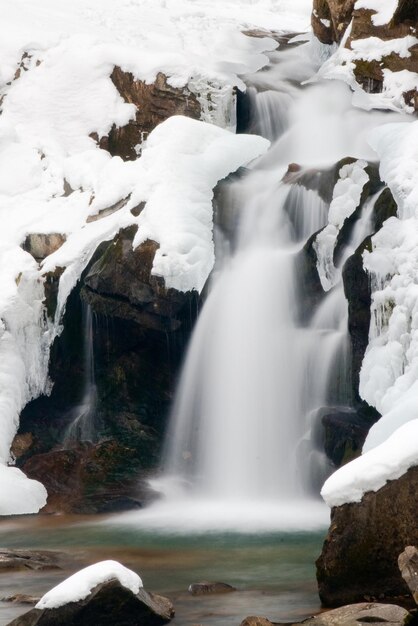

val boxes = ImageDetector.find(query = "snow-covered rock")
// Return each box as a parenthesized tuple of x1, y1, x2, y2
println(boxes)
(36, 561, 142, 609)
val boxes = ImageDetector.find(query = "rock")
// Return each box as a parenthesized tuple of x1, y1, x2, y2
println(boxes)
(398, 546, 418, 604)
(10, 433, 34, 460)
(23, 234, 66, 262)
(2, 595, 40, 605)
(316, 465, 418, 606)
(301, 603, 411, 626)
(240, 618, 274, 626)
(188, 581, 236, 595)
(6, 579, 174, 626)
(98, 68, 201, 161)
(83, 226, 198, 333)
(0, 550, 63, 573)
(43, 267, 65, 320)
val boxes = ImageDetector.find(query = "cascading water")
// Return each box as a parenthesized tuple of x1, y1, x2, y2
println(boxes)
(63, 301, 98, 445)
(115, 39, 403, 532)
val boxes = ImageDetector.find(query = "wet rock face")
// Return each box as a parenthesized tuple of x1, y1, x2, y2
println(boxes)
(316, 465, 418, 607)
(6, 580, 174, 626)
(98, 68, 201, 160)
(83, 226, 197, 332)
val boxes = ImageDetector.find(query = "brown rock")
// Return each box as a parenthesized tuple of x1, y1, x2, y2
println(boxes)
(98, 68, 201, 161)
(398, 546, 418, 604)
(188, 581, 236, 595)
(316, 465, 418, 606)
(6, 579, 174, 626)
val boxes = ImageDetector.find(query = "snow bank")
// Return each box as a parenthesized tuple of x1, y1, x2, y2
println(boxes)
(36, 561, 142, 609)
(314, 160, 369, 290)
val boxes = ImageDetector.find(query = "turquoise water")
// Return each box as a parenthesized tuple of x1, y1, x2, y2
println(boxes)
(0, 515, 325, 625)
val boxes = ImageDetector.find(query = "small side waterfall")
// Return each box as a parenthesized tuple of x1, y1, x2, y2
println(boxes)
(63, 302, 98, 445)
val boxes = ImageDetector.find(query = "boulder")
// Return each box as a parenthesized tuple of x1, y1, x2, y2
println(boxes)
(316, 465, 418, 606)
(188, 581, 236, 595)
(301, 603, 411, 626)
(398, 546, 418, 605)
(6, 579, 174, 626)
(98, 68, 201, 160)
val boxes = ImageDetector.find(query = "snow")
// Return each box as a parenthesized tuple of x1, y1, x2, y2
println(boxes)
(355, 0, 398, 27)
(36, 561, 142, 609)
(314, 160, 369, 290)
(0, 0, 286, 514)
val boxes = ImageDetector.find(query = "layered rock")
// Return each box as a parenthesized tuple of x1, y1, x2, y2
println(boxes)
(316, 465, 418, 606)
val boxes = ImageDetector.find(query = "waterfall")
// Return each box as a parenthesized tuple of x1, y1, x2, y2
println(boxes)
(115, 42, 389, 532)
(63, 302, 98, 445)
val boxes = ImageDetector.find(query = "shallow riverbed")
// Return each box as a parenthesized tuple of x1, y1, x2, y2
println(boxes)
(0, 515, 326, 626)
